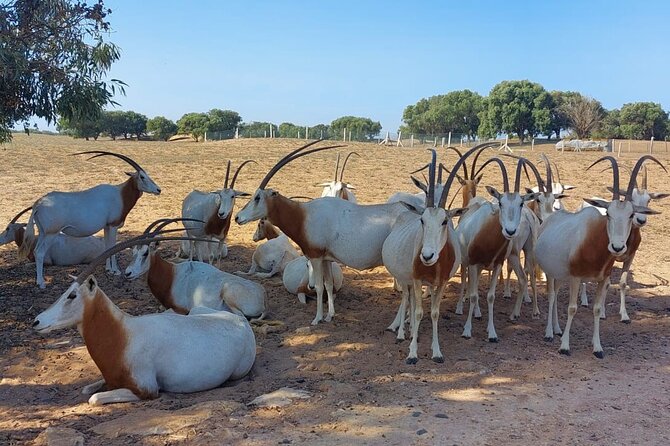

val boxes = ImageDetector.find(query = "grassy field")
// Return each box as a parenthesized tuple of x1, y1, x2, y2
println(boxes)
(1, 134, 669, 445)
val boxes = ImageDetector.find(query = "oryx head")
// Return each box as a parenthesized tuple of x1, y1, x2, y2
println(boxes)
(0, 206, 31, 246)
(236, 140, 344, 225)
(214, 160, 255, 220)
(316, 152, 360, 200)
(73, 150, 162, 195)
(606, 166, 670, 228)
(33, 277, 98, 333)
(585, 156, 665, 256)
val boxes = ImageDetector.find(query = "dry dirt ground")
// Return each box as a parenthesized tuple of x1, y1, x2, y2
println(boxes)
(1, 134, 669, 445)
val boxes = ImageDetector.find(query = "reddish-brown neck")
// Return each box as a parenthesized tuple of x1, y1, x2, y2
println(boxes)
(111, 178, 142, 226)
(266, 194, 323, 258)
(147, 252, 185, 313)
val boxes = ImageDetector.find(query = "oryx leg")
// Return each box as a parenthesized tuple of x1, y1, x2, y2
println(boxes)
(88, 388, 142, 406)
(407, 279, 424, 364)
(254, 252, 286, 279)
(310, 260, 325, 325)
(526, 255, 539, 318)
(580, 282, 589, 307)
(592, 278, 609, 358)
(503, 261, 512, 298)
(486, 264, 503, 342)
(559, 278, 581, 355)
(544, 277, 562, 341)
(104, 226, 122, 275)
(462, 265, 482, 339)
(33, 234, 56, 289)
(510, 255, 530, 321)
(323, 261, 336, 322)
(388, 283, 410, 342)
(618, 255, 635, 323)
(455, 264, 467, 315)
(430, 281, 449, 363)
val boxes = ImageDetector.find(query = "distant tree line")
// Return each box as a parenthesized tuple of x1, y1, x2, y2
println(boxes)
(402, 81, 669, 142)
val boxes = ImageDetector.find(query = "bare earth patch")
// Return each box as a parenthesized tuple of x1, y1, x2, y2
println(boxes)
(1, 134, 669, 445)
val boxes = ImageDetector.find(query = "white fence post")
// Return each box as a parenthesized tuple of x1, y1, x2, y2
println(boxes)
(235, 126, 239, 139)
(410, 134, 414, 148)
(397, 131, 402, 147)
(447, 132, 451, 147)
(649, 136, 655, 154)
(531, 138, 535, 151)
(343, 127, 347, 141)
(441, 137, 445, 147)
(305, 126, 309, 140)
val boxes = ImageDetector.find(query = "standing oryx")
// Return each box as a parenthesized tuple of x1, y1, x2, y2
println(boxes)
(19, 151, 161, 288)
(456, 156, 541, 342)
(317, 152, 360, 202)
(536, 155, 663, 357)
(579, 165, 669, 322)
(181, 160, 255, 264)
(235, 140, 410, 325)
(382, 147, 472, 363)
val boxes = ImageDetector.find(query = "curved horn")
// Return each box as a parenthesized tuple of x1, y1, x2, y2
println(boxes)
(475, 158, 510, 193)
(288, 196, 313, 201)
(339, 152, 360, 182)
(72, 150, 144, 172)
(625, 155, 667, 201)
(259, 141, 345, 189)
(223, 160, 231, 188)
(540, 154, 553, 193)
(520, 158, 545, 191)
(151, 217, 205, 235)
(438, 145, 489, 208)
(551, 160, 562, 185)
(334, 153, 341, 182)
(426, 149, 437, 208)
(470, 143, 496, 180)
(75, 236, 216, 284)
(587, 156, 621, 200)
(9, 206, 32, 225)
(230, 160, 257, 189)
(446, 147, 468, 179)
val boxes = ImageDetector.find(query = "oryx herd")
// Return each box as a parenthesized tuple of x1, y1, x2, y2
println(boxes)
(3, 141, 666, 405)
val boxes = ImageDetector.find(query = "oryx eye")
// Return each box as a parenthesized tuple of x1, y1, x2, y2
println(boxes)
(442, 220, 448, 226)
(254, 195, 260, 202)
(67, 292, 76, 300)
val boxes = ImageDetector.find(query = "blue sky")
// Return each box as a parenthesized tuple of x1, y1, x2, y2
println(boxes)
(30, 0, 670, 133)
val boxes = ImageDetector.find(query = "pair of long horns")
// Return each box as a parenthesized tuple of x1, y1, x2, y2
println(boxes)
(9, 206, 32, 225)
(476, 155, 539, 193)
(224, 160, 257, 189)
(72, 150, 145, 172)
(333, 152, 360, 182)
(143, 217, 205, 235)
(588, 155, 666, 201)
(445, 145, 492, 182)
(259, 140, 346, 189)
(74, 220, 211, 285)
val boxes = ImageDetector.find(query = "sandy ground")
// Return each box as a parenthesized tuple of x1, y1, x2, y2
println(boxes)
(1, 134, 669, 445)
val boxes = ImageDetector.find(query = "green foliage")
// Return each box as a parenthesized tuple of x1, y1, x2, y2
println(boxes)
(330, 116, 382, 141)
(310, 124, 330, 139)
(618, 102, 668, 140)
(479, 80, 553, 142)
(100, 110, 128, 139)
(278, 122, 302, 138)
(593, 110, 623, 139)
(57, 116, 101, 140)
(177, 112, 209, 141)
(206, 109, 241, 133)
(124, 111, 148, 139)
(147, 116, 178, 141)
(559, 95, 605, 139)
(402, 90, 485, 138)
(0, 0, 124, 143)
(240, 122, 277, 138)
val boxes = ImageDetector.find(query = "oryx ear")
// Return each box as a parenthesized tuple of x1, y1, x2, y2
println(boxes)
(485, 186, 501, 200)
(523, 192, 540, 202)
(525, 187, 534, 194)
(583, 198, 610, 209)
(606, 186, 627, 196)
(411, 176, 428, 194)
(649, 192, 670, 200)
(475, 174, 484, 185)
(68, 274, 77, 281)
(633, 205, 661, 215)
(456, 175, 466, 185)
(314, 182, 331, 187)
(554, 193, 568, 200)
(563, 184, 577, 190)
(449, 207, 467, 218)
(270, 190, 278, 196)
(125, 171, 135, 177)
(86, 276, 97, 292)
(400, 201, 423, 214)
(234, 190, 251, 197)
(345, 184, 356, 190)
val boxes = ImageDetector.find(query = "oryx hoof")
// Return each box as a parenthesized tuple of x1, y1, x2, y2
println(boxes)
(310, 318, 322, 326)
(324, 314, 334, 322)
(532, 312, 541, 320)
(558, 348, 570, 356)
(432, 356, 444, 364)
(580, 303, 589, 308)
(593, 350, 604, 359)
(395, 337, 405, 344)
(385, 326, 397, 333)
(461, 334, 471, 340)
(621, 319, 631, 324)
(544, 336, 553, 343)
(474, 316, 482, 321)
(406, 357, 418, 365)
(488, 337, 498, 343)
